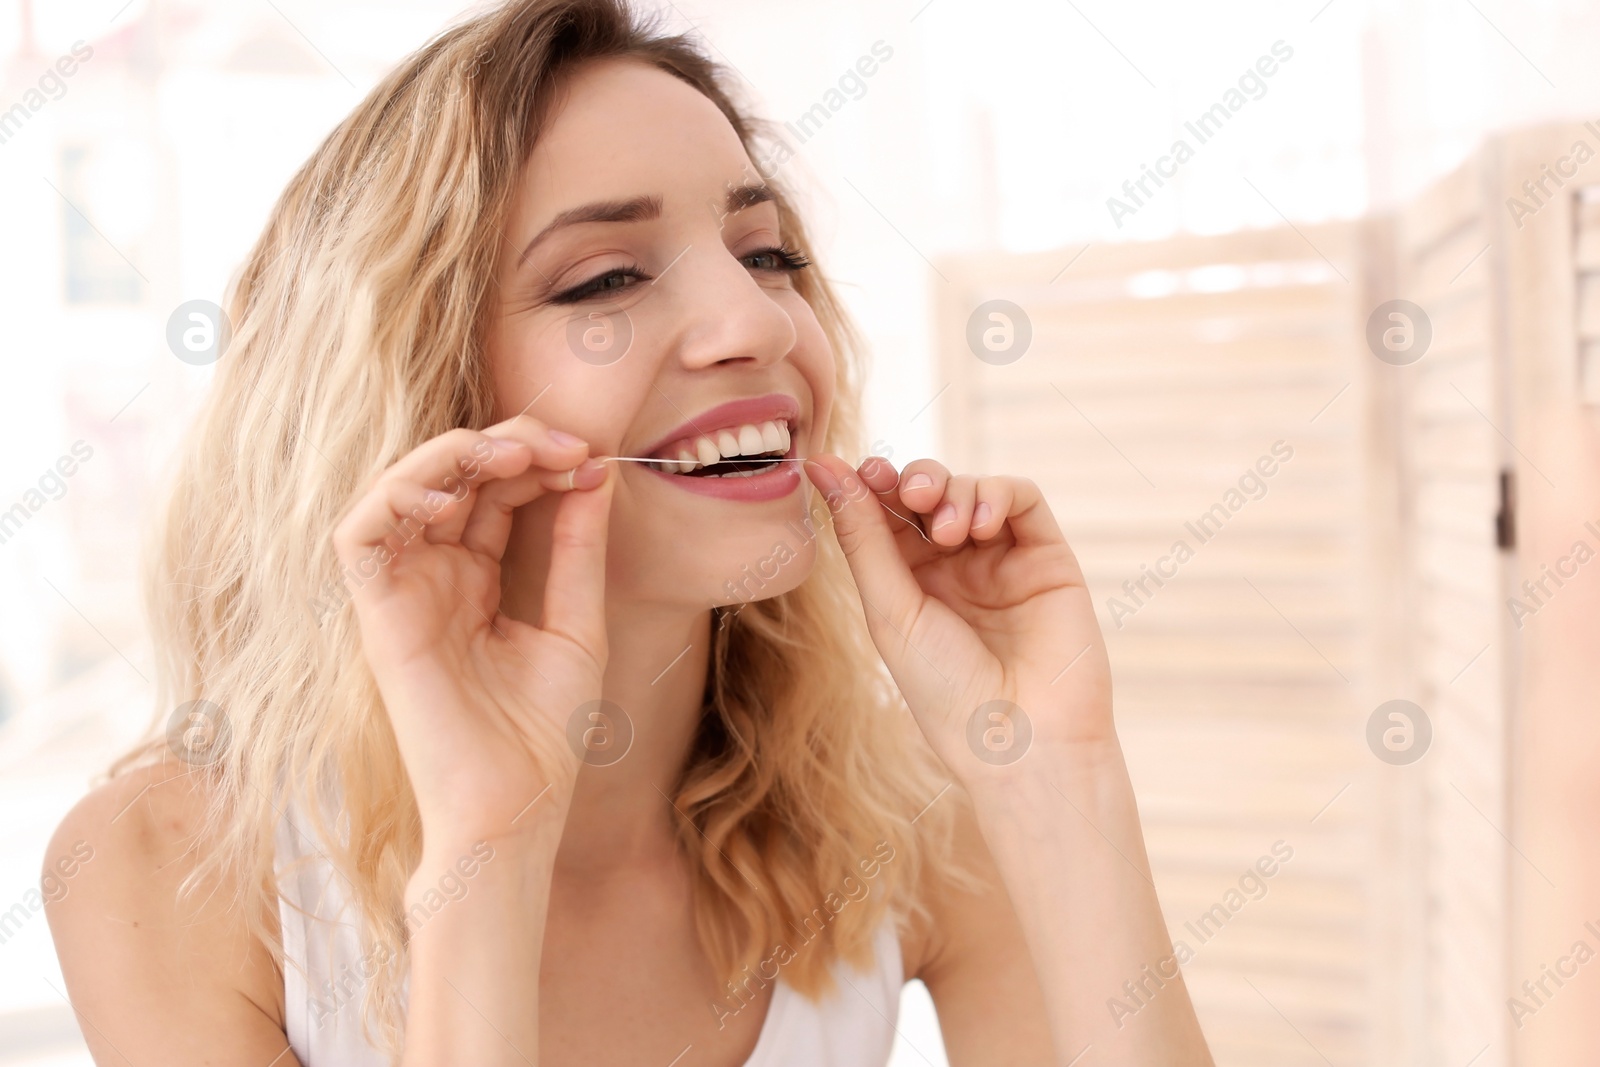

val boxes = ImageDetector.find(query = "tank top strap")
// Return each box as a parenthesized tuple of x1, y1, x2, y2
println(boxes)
(276, 786, 395, 1066)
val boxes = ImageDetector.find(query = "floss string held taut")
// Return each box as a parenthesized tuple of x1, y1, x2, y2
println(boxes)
(592, 456, 934, 545)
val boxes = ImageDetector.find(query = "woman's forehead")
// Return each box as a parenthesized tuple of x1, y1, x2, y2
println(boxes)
(517, 57, 754, 216)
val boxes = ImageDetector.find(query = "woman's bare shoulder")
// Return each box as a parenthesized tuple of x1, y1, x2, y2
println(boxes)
(44, 757, 300, 1066)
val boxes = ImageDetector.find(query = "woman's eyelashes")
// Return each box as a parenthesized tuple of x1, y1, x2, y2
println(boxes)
(743, 244, 811, 273)
(549, 265, 649, 305)
(546, 245, 811, 305)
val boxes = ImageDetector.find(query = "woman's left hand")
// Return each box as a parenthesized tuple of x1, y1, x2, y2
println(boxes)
(804, 454, 1114, 780)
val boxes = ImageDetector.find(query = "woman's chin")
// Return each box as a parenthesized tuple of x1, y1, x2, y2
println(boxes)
(713, 553, 815, 606)
(610, 493, 821, 611)
(679, 536, 817, 612)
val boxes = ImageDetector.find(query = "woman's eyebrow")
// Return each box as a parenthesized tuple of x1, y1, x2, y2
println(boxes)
(517, 194, 663, 266)
(726, 182, 774, 212)
(516, 184, 776, 268)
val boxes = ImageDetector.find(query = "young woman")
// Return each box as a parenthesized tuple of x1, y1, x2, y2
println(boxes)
(44, 2, 1212, 1064)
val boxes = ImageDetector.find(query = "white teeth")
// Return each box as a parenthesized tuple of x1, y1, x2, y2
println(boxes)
(649, 418, 793, 474)
(759, 420, 784, 452)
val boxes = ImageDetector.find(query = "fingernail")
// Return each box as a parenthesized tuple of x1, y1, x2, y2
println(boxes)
(570, 457, 608, 489)
(488, 436, 528, 453)
(973, 502, 992, 527)
(548, 429, 585, 448)
(904, 473, 933, 492)
(931, 503, 957, 530)
(805, 459, 841, 496)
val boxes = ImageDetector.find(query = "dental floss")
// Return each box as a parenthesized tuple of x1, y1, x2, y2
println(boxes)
(596, 456, 935, 544)
(598, 456, 808, 463)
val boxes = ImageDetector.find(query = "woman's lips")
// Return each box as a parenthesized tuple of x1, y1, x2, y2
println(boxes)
(629, 391, 804, 502)
(638, 436, 801, 502)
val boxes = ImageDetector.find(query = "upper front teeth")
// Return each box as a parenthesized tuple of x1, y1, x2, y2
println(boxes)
(649, 419, 791, 473)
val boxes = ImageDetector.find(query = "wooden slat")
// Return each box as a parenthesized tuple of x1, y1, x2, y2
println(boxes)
(1574, 187, 1600, 269)
(1397, 139, 1515, 1067)
(1574, 273, 1600, 339)
(936, 224, 1361, 289)
(1397, 154, 1484, 257)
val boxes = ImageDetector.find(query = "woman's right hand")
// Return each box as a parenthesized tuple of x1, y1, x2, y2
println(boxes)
(331, 414, 613, 851)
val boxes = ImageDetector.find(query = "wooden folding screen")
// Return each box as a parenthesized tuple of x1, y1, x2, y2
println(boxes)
(930, 122, 1600, 1066)
(934, 224, 1378, 1065)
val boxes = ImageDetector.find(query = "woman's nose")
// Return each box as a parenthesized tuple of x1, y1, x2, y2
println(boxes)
(665, 247, 798, 370)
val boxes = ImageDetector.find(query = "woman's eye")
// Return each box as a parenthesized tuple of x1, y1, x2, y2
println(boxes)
(549, 246, 808, 304)
(743, 245, 811, 273)
(550, 267, 649, 304)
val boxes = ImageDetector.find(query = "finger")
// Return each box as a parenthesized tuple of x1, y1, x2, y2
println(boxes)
(339, 423, 588, 553)
(333, 477, 462, 580)
(428, 425, 590, 544)
(459, 459, 609, 560)
(970, 476, 1015, 542)
(424, 477, 493, 548)
(856, 457, 937, 549)
(928, 475, 977, 546)
(421, 419, 591, 546)
(538, 464, 615, 654)
(895, 459, 951, 515)
(804, 454, 924, 629)
(857, 455, 901, 493)
(990, 476, 1065, 546)
(377, 428, 528, 497)
(478, 413, 593, 472)
(333, 430, 536, 566)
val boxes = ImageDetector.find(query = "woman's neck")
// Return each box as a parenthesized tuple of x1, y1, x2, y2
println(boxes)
(539, 593, 714, 876)
(498, 502, 722, 876)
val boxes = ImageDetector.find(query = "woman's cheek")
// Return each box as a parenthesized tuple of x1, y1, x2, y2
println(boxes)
(786, 296, 836, 448)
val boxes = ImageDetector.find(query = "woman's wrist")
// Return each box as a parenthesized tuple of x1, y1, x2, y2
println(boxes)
(399, 811, 559, 1064)
(959, 735, 1131, 825)
(409, 808, 566, 901)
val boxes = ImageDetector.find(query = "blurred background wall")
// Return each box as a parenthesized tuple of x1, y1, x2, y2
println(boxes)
(2, 1, 1599, 1064)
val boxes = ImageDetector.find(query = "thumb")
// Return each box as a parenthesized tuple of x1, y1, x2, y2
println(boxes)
(539, 464, 615, 655)
(805, 455, 924, 634)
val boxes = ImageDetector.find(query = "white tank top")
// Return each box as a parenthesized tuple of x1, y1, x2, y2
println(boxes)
(274, 803, 905, 1066)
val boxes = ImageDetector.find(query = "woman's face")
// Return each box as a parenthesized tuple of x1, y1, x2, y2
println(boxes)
(487, 57, 836, 612)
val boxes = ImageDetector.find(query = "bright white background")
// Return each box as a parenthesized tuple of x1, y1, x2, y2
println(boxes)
(2, 0, 1598, 1062)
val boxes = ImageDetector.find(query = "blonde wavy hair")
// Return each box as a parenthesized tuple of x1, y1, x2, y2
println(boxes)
(108, 0, 966, 1057)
